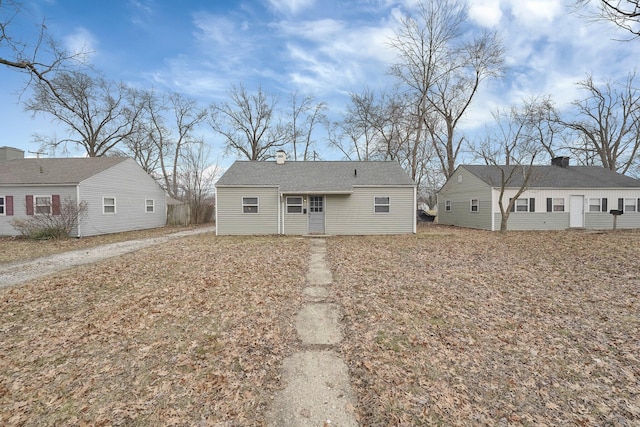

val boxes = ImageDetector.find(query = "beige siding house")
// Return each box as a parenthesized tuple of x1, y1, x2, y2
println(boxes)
(0, 147, 167, 236)
(215, 155, 416, 235)
(438, 158, 640, 231)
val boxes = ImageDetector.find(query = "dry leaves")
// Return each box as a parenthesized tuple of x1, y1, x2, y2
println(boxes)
(0, 234, 308, 426)
(328, 226, 640, 426)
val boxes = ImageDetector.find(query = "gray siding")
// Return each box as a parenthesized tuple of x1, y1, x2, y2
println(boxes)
(495, 213, 569, 230)
(438, 168, 492, 230)
(283, 206, 307, 235)
(79, 158, 167, 237)
(216, 186, 279, 235)
(0, 186, 77, 236)
(325, 187, 414, 235)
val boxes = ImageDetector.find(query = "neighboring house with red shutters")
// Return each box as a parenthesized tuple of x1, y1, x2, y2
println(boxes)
(0, 146, 167, 237)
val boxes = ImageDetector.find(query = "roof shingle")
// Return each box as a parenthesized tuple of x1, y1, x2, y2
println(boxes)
(0, 157, 128, 185)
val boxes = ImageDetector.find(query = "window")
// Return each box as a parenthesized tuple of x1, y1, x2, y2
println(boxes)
(103, 197, 116, 214)
(0, 196, 4, 215)
(145, 199, 155, 213)
(553, 198, 565, 212)
(35, 196, 51, 215)
(470, 199, 479, 213)
(589, 198, 601, 212)
(242, 197, 259, 214)
(445, 200, 451, 212)
(516, 198, 529, 212)
(374, 196, 390, 213)
(624, 198, 637, 213)
(286, 196, 303, 214)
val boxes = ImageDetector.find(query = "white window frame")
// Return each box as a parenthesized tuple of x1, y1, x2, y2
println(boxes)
(588, 198, 601, 213)
(103, 197, 117, 214)
(0, 196, 4, 216)
(624, 198, 637, 213)
(445, 200, 451, 212)
(470, 198, 479, 213)
(145, 199, 155, 213)
(286, 196, 303, 214)
(374, 196, 390, 214)
(515, 198, 529, 212)
(35, 195, 52, 215)
(553, 198, 565, 212)
(242, 196, 259, 214)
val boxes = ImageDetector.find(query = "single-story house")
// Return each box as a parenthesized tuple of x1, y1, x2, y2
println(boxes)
(215, 152, 416, 235)
(438, 157, 640, 231)
(0, 146, 167, 237)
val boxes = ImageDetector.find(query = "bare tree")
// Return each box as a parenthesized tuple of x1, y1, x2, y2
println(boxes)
(575, 0, 640, 39)
(1, 0, 83, 94)
(178, 143, 219, 224)
(25, 71, 144, 157)
(559, 72, 640, 175)
(388, 0, 505, 179)
(475, 98, 550, 231)
(210, 84, 287, 161)
(287, 92, 327, 161)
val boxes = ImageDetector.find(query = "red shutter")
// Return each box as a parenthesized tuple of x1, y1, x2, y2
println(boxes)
(52, 195, 61, 215)
(6, 196, 13, 216)
(26, 195, 34, 215)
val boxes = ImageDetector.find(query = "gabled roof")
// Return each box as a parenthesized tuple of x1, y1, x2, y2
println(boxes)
(216, 161, 415, 193)
(462, 164, 640, 189)
(0, 157, 128, 185)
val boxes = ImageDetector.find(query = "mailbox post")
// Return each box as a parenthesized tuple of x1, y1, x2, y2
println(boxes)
(610, 209, 623, 230)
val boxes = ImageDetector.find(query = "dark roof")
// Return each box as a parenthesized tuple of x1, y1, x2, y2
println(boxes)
(216, 160, 415, 193)
(462, 164, 640, 188)
(0, 157, 128, 185)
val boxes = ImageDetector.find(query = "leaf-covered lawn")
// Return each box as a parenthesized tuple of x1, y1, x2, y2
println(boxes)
(0, 234, 308, 426)
(2, 227, 639, 426)
(328, 226, 640, 426)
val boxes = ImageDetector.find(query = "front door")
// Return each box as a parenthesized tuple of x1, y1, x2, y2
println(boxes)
(308, 195, 325, 234)
(570, 195, 584, 228)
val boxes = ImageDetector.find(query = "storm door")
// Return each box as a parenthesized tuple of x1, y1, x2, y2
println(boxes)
(308, 195, 325, 234)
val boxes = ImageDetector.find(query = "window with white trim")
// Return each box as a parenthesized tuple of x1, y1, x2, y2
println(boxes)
(553, 198, 565, 212)
(470, 198, 479, 213)
(242, 197, 259, 214)
(588, 198, 602, 212)
(374, 196, 390, 213)
(0, 196, 4, 215)
(445, 200, 451, 212)
(515, 198, 529, 212)
(145, 199, 155, 213)
(286, 196, 303, 214)
(35, 195, 52, 215)
(624, 198, 637, 213)
(103, 197, 116, 214)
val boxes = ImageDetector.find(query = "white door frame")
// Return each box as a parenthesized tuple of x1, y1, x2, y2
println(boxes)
(570, 195, 584, 228)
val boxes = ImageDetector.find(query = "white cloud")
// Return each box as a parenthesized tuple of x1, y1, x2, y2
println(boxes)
(64, 27, 97, 62)
(468, 0, 503, 28)
(268, 0, 315, 15)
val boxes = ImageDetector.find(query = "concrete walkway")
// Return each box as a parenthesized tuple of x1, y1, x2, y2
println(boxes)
(267, 238, 358, 427)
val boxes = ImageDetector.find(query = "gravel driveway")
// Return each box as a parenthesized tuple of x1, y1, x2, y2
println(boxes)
(0, 226, 216, 289)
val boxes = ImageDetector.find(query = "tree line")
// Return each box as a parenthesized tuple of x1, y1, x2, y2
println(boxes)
(2, 0, 640, 214)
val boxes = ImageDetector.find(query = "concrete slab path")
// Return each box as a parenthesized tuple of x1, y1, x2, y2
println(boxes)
(267, 238, 358, 427)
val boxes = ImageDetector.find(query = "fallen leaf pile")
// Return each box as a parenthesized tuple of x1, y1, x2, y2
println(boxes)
(328, 226, 640, 426)
(0, 234, 308, 426)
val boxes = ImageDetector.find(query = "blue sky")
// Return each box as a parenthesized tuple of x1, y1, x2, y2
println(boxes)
(2, 0, 640, 163)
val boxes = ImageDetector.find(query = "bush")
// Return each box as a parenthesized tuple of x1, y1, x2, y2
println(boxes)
(11, 199, 87, 240)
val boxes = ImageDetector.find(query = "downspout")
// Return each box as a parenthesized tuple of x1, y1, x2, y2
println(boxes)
(413, 185, 417, 234)
(277, 191, 281, 235)
(76, 184, 82, 237)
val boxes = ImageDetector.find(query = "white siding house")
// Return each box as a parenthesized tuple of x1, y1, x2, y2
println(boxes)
(215, 155, 416, 235)
(0, 147, 167, 237)
(438, 158, 640, 231)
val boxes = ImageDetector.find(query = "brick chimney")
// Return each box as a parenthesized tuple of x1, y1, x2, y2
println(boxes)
(551, 156, 569, 168)
(0, 146, 25, 162)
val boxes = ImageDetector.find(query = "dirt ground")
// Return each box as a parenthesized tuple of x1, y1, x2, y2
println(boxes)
(1, 225, 639, 426)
